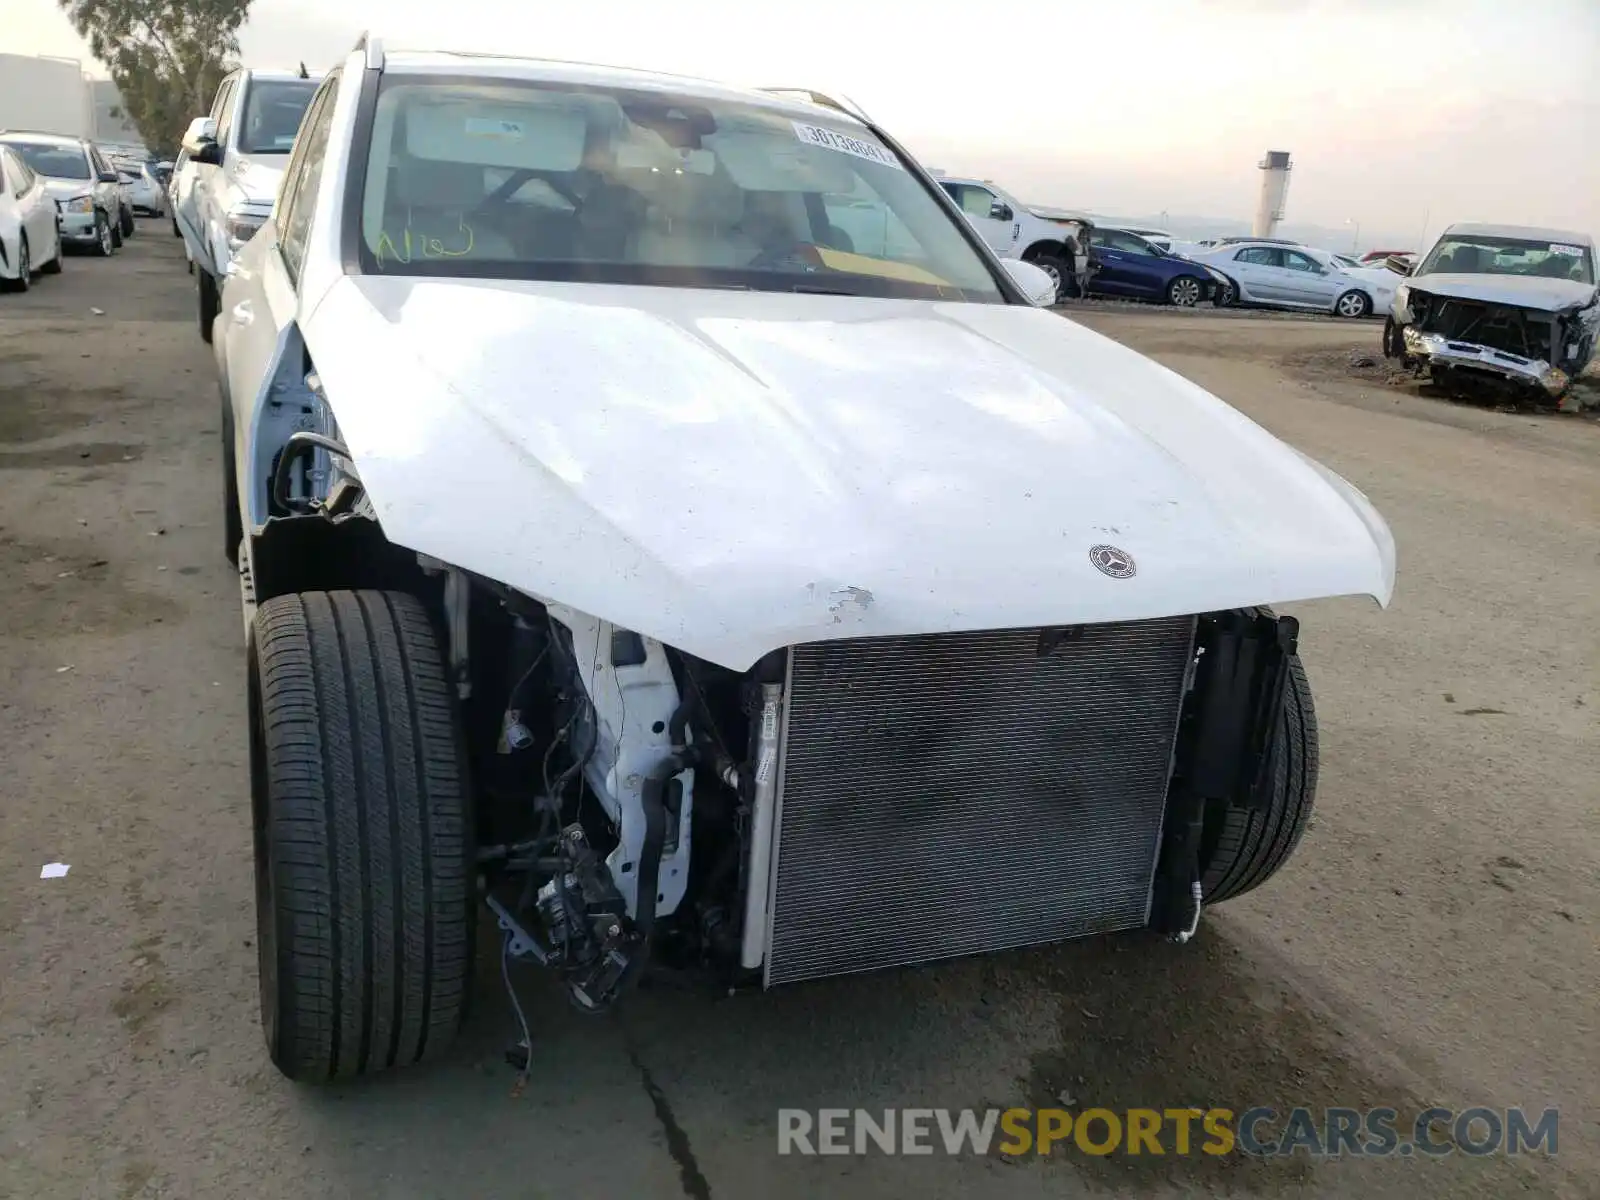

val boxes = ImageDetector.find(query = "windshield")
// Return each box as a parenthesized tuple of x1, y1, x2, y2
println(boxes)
(357, 77, 1004, 302)
(4, 140, 89, 180)
(240, 79, 319, 154)
(1420, 234, 1594, 285)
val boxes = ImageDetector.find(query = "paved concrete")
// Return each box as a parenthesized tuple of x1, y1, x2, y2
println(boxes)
(1, 234, 1594, 1199)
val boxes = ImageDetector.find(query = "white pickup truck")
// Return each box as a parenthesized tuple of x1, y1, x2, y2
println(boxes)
(174, 67, 321, 343)
(932, 174, 1092, 296)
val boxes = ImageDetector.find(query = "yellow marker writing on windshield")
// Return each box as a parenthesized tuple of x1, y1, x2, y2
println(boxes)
(375, 219, 476, 266)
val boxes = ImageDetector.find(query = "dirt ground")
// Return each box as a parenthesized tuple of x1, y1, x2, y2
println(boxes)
(1, 235, 1596, 1200)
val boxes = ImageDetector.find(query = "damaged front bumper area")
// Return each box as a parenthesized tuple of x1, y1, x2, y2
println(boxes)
(1395, 287, 1597, 404)
(1401, 328, 1571, 396)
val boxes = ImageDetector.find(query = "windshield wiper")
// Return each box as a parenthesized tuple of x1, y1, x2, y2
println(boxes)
(788, 284, 859, 296)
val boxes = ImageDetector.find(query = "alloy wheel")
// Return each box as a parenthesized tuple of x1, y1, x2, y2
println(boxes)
(1170, 277, 1202, 307)
(1337, 292, 1369, 318)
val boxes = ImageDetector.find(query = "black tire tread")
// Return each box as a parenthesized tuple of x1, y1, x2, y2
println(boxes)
(1199, 652, 1318, 904)
(252, 590, 471, 1081)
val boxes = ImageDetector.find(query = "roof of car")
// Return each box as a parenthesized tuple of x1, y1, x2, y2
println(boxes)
(0, 130, 89, 147)
(239, 68, 326, 82)
(377, 50, 871, 126)
(1442, 222, 1592, 247)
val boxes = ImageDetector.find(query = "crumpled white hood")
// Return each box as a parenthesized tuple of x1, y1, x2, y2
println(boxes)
(303, 278, 1395, 669)
(1409, 272, 1597, 312)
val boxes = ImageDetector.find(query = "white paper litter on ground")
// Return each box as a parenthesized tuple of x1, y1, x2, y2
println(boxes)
(40, 863, 70, 879)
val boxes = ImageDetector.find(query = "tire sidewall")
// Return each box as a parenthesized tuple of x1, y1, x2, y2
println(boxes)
(247, 631, 284, 1063)
(1168, 275, 1203, 307)
(198, 270, 217, 343)
(1337, 290, 1370, 319)
(96, 212, 114, 256)
(221, 393, 241, 563)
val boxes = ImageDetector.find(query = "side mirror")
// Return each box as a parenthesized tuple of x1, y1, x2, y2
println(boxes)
(990, 202, 1014, 222)
(191, 140, 224, 166)
(98, 170, 120, 183)
(1386, 256, 1414, 276)
(1001, 258, 1058, 307)
(181, 116, 218, 153)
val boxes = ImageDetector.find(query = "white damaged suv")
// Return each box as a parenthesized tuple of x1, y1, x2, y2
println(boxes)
(216, 38, 1394, 1082)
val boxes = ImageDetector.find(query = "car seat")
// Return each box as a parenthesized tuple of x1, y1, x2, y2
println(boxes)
(381, 157, 516, 263)
(632, 173, 746, 267)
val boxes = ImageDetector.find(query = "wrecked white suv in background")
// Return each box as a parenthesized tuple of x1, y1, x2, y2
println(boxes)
(215, 37, 1394, 1083)
(1387, 223, 1597, 406)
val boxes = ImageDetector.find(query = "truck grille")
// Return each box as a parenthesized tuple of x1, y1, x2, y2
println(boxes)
(764, 618, 1196, 986)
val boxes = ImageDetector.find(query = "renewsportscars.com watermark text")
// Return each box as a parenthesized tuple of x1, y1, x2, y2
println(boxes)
(777, 1107, 1558, 1158)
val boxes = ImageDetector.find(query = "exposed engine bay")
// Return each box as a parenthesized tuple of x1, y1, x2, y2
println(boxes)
(1397, 288, 1595, 403)
(414, 571, 1300, 1019)
(243, 359, 1316, 1039)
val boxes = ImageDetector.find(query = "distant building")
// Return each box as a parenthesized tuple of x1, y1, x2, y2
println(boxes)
(0, 53, 92, 138)
(90, 79, 144, 148)
(0, 54, 145, 151)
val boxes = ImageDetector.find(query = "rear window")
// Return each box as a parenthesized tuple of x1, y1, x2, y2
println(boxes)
(356, 76, 1004, 302)
(4, 140, 89, 180)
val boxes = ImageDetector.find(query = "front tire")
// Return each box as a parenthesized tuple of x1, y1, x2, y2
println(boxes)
(1199, 652, 1318, 903)
(2, 235, 30, 292)
(1167, 275, 1204, 307)
(120, 205, 135, 238)
(1214, 277, 1238, 307)
(1027, 252, 1074, 300)
(250, 590, 474, 1082)
(220, 399, 241, 566)
(94, 212, 115, 257)
(197, 268, 218, 343)
(41, 232, 63, 274)
(1335, 290, 1372, 319)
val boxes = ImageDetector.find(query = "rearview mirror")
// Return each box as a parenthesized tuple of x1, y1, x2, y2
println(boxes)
(1001, 258, 1058, 307)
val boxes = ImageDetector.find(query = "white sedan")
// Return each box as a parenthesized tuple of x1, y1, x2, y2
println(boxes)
(0, 143, 64, 291)
(1188, 240, 1387, 317)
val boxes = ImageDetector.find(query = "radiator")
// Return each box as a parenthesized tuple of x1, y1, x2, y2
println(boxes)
(763, 617, 1196, 987)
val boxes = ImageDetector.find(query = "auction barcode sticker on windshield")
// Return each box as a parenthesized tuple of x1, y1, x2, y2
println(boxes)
(1550, 243, 1584, 256)
(792, 122, 902, 169)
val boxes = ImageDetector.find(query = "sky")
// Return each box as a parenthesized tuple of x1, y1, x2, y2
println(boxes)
(10, 0, 1600, 246)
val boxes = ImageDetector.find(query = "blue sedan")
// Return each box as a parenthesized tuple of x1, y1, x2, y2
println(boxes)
(1085, 227, 1224, 306)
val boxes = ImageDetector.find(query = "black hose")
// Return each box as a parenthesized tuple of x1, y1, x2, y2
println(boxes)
(666, 696, 693, 750)
(617, 747, 696, 992)
(270, 431, 350, 511)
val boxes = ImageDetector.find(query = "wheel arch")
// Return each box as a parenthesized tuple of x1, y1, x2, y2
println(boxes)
(1021, 238, 1067, 262)
(250, 513, 438, 610)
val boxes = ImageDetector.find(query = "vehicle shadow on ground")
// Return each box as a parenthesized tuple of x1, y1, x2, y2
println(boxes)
(289, 918, 1550, 1198)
